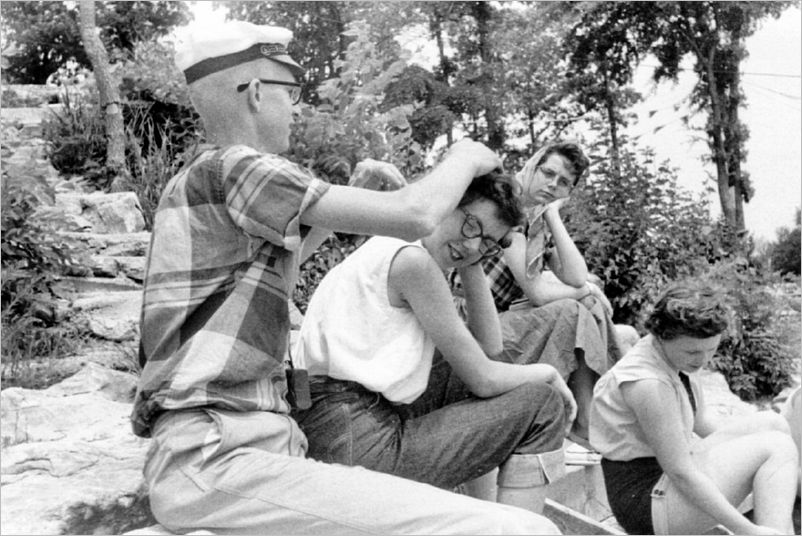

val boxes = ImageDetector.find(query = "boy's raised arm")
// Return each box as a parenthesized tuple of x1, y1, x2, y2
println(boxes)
(300, 139, 501, 240)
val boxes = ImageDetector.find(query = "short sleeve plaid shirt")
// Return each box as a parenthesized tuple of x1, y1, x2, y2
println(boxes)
(448, 214, 555, 316)
(131, 145, 329, 438)
(448, 255, 524, 317)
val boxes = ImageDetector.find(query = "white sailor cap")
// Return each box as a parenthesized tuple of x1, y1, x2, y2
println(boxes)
(175, 20, 305, 84)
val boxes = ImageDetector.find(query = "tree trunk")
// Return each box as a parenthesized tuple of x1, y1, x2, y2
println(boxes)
(701, 49, 738, 231)
(473, 2, 504, 150)
(603, 71, 621, 179)
(429, 7, 453, 145)
(726, 35, 747, 234)
(78, 0, 129, 190)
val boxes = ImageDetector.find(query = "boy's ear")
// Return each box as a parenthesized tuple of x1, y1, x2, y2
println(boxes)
(245, 80, 262, 111)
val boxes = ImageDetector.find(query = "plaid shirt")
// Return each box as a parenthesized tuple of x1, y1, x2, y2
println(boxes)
(131, 145, 329, 438)
(449, 255, 524, 317)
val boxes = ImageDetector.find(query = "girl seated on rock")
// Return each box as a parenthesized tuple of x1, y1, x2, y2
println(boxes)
(590, 283, 798, 535)
(293, 171, 575, 515)
(450, 141, 636, 452)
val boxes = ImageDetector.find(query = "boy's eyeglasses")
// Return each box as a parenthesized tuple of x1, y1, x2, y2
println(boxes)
(459, 207, 510, 259)
(236, 79, 303, 105)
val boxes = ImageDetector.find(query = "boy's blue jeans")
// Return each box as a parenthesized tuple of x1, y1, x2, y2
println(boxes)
(293, 352, 567, 490)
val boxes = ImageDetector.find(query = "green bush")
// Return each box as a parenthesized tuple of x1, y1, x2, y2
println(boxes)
(293, 234, 364, 314)
(115, 40, 201, 228)
(42, 87, 108, 186)
(691, 260, 798, 401)
(1, 164, 89, 387)
(288, 20, 425, 183)
(122, 107, 194, 230)
(770, 220, 801, 276)
(566, 142, 733, 326)
(118, 40, 201, 157)
(41, 39, 202, 225)
(289, 20, 426, 308)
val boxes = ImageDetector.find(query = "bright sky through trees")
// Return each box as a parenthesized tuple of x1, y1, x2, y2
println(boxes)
(186, 1, 801, 242)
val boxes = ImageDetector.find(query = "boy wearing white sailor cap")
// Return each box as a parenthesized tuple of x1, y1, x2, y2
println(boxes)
(132, 20, 559, 536)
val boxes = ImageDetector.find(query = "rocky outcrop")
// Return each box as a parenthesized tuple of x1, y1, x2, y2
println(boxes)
(49, 191, 147, 234)
(0, 365, 154, 535)
(2, 84, 153, 534)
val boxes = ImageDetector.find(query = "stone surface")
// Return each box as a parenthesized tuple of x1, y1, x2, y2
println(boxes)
(1, 86, 155, 535)
(547, 462, 611, 521)
(698, 368, 758, 419)
(90, 254, 121, 277)
(1, 106, 53, 135)
(72, 290, 142, 342)
(3, 144, 60, 183)
(115, 256, 147, 282)
(55, 192, 146, 234)
(53, 275, 142, 297)
(60, 231, 152, 257)
(0, 366, 150, 535)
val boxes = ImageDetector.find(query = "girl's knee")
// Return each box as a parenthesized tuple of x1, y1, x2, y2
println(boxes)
(764, 430, 798, 460)
(511, 382, 566, 447)
(520, 381, 565, 416)
(753, 411, 793, 435)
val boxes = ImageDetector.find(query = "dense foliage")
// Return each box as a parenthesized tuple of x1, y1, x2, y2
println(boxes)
(563, 1, 790, 236)
(567, 137, 735, 325)
(6, 1, 797, 400)
(0, 1, 191, 83)
(566, 136, 797, 400)
(42, 87, 107, 181)
(697, 261, 797, 401)
(1, 152, 89, 387)
(41, 38, 201, 225)
(769, 210, 801, 276)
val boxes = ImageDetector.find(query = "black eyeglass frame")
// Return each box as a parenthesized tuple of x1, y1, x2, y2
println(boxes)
(458, 207, 510, 259)
(235, 78, 303, 105)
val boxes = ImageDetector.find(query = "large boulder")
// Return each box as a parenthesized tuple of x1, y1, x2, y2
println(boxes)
(54, 192, 146, 234)
(71, 290, 142, 342)
(0, 364, 153, 535)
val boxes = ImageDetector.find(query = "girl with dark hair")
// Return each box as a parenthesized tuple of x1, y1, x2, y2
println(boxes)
(451, 141, 636, 455)
(293, 171, 576, 515)
(590, 283, 798, 535)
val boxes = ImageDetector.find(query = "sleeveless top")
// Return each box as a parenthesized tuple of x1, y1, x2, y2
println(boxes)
(589, 334, 701, 460)
(294, 236, 435, 404)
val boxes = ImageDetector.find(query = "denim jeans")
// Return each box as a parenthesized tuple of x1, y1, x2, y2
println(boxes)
(293, 352, 567, 490)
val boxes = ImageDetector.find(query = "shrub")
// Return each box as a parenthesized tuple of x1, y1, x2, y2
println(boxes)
(122, 106, 195, 230)
(1, 161, 90, 387)
(42, 86, 108, 186)
(566, 143, 732, 326)
(293, 234, 364, 314)
(289, 20, 426, 308)
(288, 20, 425, 183)
(691, 260, 798, 401)
(770, 219, 801, 276)
(117, 39, 201, 156)
(41, 39, 202, 222)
